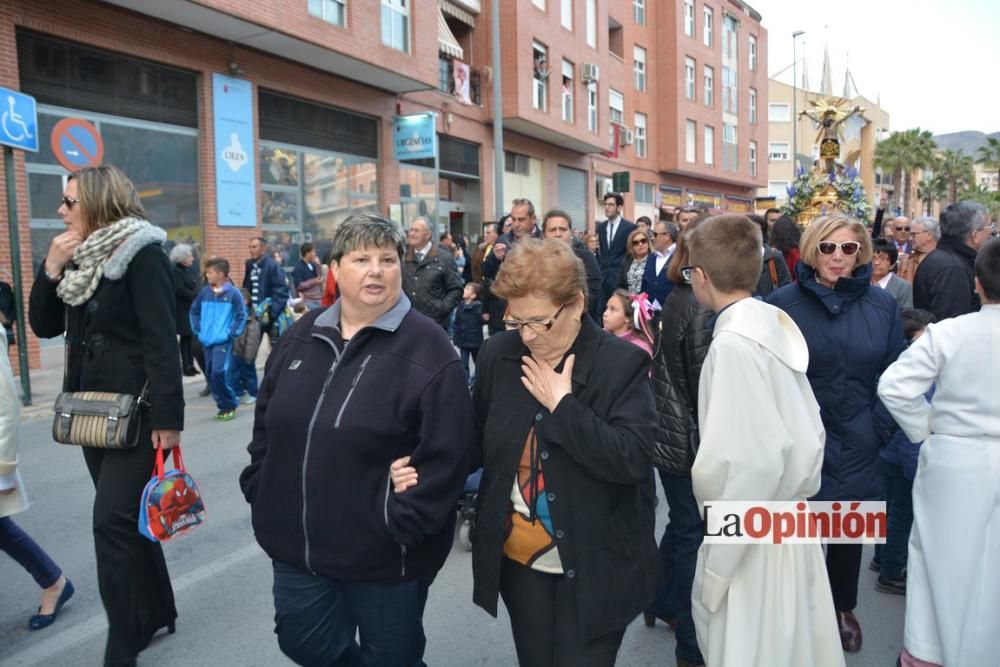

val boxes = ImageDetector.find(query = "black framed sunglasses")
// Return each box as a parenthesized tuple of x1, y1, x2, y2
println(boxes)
(632, 238, 649, 246)
(817, 241, 861, 256)
(60, 195, 79, 209)
(503, 303, 567, 333)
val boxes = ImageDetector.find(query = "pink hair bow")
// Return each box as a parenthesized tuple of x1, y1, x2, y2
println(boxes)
(630, 292, 655, 346)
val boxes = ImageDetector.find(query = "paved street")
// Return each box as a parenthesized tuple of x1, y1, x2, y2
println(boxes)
(1, 382, 905, 667)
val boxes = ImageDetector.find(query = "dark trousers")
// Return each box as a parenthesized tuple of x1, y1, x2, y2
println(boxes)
(192, 337, 206, 375)
(83, 444, 176, 667)
(0, 516, 62, 589)
(826, 543, 863, 612)
(178, 334, 194, 371)
(880, 462, 913, 580)
(647, 471, 705, 665)
(204, 341, 238, 411)
(459, 347, 479, 383)
(499, 558, 625, 667)
(272, 560, 429, 667)
(233, 356, 258, 399)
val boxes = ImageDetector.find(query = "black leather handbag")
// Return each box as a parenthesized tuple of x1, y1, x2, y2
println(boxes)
(52, 385, 149, 449)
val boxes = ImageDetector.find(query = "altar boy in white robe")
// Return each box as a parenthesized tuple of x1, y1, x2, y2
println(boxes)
(685, 214, 845, 667)
(878, 237, 1000, 667)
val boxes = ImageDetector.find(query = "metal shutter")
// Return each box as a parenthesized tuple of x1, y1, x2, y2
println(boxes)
(557, 165, 588, 231)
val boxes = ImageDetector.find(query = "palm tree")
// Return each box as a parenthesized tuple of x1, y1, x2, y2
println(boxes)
(976, 137, 1000, 192)
(874, 129, 937, 216)
(917, 175, 947, 216)
(936, 149, 976, 203)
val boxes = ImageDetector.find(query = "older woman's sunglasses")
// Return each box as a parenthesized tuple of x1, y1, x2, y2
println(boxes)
(817, 241, 860, 256)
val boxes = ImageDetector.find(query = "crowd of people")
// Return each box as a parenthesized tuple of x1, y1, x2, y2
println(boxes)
(0, 163, 997, 667)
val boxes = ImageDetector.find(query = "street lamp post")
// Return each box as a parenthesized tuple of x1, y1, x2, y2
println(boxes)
(792, 31, 805, 175)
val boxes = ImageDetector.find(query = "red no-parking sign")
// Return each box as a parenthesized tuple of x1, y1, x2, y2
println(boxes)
(50, 118, 104, 171)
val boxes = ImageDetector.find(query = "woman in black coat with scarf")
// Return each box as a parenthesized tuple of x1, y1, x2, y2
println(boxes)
(29, 165, 184, 667)
(394, 239, 659, 666)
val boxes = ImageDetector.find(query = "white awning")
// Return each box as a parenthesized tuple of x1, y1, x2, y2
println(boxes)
(441, 0, 476, 27)
(438, 7, 464, 60)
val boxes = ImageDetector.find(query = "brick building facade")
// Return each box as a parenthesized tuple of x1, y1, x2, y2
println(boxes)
(0, 0, 766, 371)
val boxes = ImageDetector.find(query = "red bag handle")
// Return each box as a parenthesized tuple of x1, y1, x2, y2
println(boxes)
(153, 446, 186, 482)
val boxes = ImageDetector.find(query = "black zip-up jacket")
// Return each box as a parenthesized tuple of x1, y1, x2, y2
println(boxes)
(651, 283, 713, 474)
(471, 318, 660, 642)
(912, 236, 980, 320)
(239, 295, 474, 582)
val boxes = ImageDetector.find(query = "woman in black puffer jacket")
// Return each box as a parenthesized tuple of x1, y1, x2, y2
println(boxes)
(645, 216, 713, 667)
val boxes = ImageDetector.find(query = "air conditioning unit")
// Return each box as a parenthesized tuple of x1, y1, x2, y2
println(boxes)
(620, 128, 635, 147)
(582, 63, 600, 83)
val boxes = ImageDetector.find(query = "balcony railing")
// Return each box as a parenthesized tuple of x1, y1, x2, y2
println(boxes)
(438, 56, 482, 106)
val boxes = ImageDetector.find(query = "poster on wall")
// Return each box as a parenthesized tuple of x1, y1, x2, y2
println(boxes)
(213, 73, 256, 227)
(453, 61, 472, 105)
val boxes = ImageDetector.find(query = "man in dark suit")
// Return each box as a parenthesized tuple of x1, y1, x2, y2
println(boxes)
(641, 221, 676, 310)
(596, 192, 636, 314)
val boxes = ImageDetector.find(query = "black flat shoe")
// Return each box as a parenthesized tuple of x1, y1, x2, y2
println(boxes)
(875, 575, 906, 596)
(642, 612, 677, 631)
(29, 579, 74, 631)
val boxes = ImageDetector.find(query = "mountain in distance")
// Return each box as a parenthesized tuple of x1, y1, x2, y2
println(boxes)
(932, 130, 1000, 155)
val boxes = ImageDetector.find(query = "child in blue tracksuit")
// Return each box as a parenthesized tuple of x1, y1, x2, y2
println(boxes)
(190, 258, 247, 421)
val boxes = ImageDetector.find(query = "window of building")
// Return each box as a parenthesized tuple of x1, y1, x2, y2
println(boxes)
(749, 34, 758, 71)
(609, 17, 624, 59)
(381, 0, 409, 52)
(685, 57, 696, 100)
(635, 181, 654, 204)
(609, 88, 624, 151)
(768, 103, 790, 122)
(635, 112, 647, 158)
(561, 60, 574, 123)
(586, 0, 597, 47)
(768, 142, 790, 161)
(633, 0, 645, 25)
(561, 0, 573, 30)
(532, 0, 545, 8)
(634, 45, 646, 92)
(703, 6, 714, 47)
(686, 119, 697, 163)
(749, 87, 757, 124)
(750, 140, 758, 177)
(704, 125, 714, 165)
(768, 181, 789, 199)
(722, 122, 736, 171)
(684, 0, 695, 37)
(308, 0, 346, 26)
(587, 81, 598, 132)
(704, 65, 714, 107)
(533, 41, 548, 111)
(721, 66, 736, 114)
(505, 151, 531, 175)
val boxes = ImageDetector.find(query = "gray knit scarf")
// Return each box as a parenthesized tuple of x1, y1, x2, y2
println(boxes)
(56, 217, 167, 306)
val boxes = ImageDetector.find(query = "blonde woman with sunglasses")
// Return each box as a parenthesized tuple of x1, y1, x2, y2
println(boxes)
(766, 214, 907, 656)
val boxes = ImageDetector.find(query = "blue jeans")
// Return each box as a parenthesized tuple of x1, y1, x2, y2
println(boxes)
(205, 341, 238, 411)
(459, 347, 479, 384)
(880, 461, 913, 580)
(648, 470, 705, 665)
(0, 516, 62, 589)
(233, 356, 258, 399)
(272, 560, 429, 667)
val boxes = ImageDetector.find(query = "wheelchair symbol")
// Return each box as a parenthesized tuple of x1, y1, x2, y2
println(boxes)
(2, 95, 33, 142)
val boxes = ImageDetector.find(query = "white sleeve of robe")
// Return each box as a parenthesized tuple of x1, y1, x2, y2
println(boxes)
(0, 334, 20, 485)
(878, 331, 936, 444)
(693, 335, 795, 613)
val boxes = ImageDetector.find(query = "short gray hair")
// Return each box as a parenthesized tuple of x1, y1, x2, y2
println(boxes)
(911, 216, 941, 241)
(330, 213, 406, 262)
(940, 201, 988, 239)
(511, 197, 536, 218)
(169, 243, 193, 264)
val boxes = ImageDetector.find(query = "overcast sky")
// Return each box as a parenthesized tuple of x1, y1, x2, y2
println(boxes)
(753, 0, 999, 136)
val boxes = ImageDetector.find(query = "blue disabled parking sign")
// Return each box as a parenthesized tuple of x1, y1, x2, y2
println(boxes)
(0, 87, 38, 152)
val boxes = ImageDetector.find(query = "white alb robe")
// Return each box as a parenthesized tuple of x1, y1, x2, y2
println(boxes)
(691, 298, 845, 667)
(878, 304, 1000, 667)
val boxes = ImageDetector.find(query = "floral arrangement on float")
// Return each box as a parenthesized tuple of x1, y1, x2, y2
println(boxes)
(782, 164, 873, 227)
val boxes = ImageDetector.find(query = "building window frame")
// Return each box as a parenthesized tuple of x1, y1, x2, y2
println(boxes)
(768, 180, 789, 199)
(686, 119, 697, 163)
(533, 41, 549, 111)
(633, 0, 645, 25)
(684, 0, 695, 37)
(749, 87, 757, 124)
(561, 59, 574, 123)
(635, 112, 647, 158)
(635, 180, 654, 204)
(308, 0, 347, 27)
(633, 45, 647, 92)
(381, 0, 410, 52)
(561, 0, 573, 30)
(704, 65, 714, 107)
(722, 122, 737, 172)
(703, 6, 714, 47)
(704, 125, 714, 165)
(749, 34, 758, 71)
(768, 103, 791, 122)
(587, 81, 598, 132)
(768, 142, 790, 161)
(685, 57, 696, 100)
(586, 0, 597, 47)
(750, 140, 758, 177)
